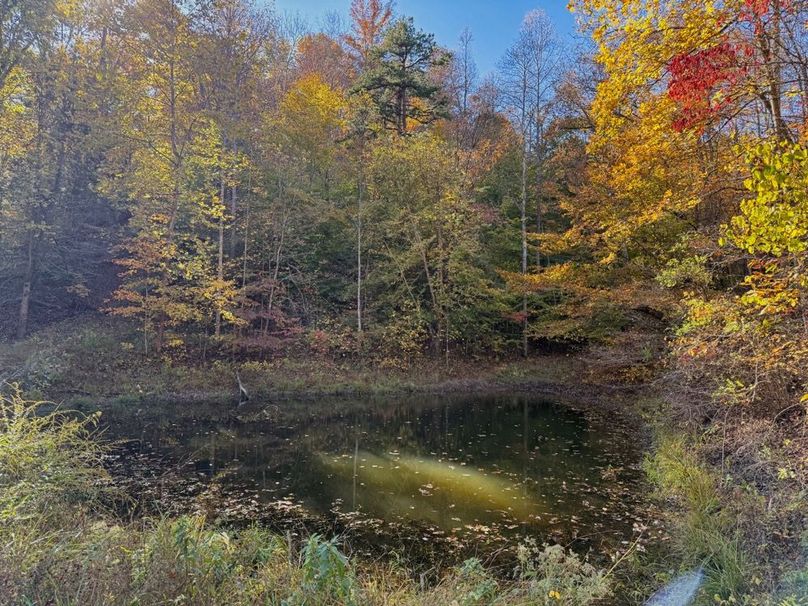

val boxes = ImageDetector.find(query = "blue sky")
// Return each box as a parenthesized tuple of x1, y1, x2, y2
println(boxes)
(269, 1, 579, 76)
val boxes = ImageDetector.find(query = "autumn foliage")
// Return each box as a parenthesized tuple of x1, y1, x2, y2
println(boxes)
(667, 42, 747, 132)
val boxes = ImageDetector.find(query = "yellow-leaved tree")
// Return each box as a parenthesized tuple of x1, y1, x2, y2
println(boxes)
(103, 0, 241, 353)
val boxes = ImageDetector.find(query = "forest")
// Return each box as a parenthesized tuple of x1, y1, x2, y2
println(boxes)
(0, 0, 806, 604)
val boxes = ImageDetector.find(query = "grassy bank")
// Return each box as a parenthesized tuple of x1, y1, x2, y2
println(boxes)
(0, 316, 604, 405)
(633, 393, 807, 606)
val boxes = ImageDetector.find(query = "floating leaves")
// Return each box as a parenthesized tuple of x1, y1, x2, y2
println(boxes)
(101, 393, 662, 570)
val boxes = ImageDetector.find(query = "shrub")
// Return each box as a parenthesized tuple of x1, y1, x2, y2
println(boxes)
(513, 542, 611, 605)
(0, 385, 109, 600)
(0, 387, 105, 522)
(453, 558, 499, 605)
(292, 534, 357, 605)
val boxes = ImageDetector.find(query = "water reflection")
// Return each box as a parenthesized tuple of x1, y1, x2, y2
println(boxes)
(318, 451, 543, 528)
(104, 393, 648, 551)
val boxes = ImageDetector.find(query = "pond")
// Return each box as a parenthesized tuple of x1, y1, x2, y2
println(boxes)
(102, 392, 658, 567)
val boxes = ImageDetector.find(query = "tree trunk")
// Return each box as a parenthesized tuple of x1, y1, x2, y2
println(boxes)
(758, 3, 791, 142)
(215, 176, 225, 338)
(242, 173, 251, 291)
(535, 161, 543, 269)
(16, 234, 36, 341)
(266, 213, 287, 323)
(356, 181, 363, 333)
(520, 134, 529, 358)
(230, 139, 238, 257)
(535, 120, 544, 270)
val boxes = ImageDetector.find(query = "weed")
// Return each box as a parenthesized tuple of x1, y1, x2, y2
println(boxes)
(645, 435, 753, 603)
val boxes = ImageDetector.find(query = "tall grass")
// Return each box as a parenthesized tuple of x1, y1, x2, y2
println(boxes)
(645, 435, 752, 603)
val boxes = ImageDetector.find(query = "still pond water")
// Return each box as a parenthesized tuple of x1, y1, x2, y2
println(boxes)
(104, 393, 654, 564)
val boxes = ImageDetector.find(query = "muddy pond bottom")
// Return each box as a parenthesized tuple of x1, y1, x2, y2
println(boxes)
(104, 393, 656, 563)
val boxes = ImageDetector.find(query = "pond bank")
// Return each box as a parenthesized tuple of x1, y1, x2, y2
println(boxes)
(60, 355, 649, 410)
(1, 316, 656, 409)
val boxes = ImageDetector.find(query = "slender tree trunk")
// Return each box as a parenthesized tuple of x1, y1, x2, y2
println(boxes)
(401, 87, 406, 134)
(16, 233, 36, 341)
(519, 69, 530, 358)
(534, 65, 543, 270)
(356, 182, 363, 333)
(266, 213, 287, 320)
(758, 3, 791, 141)
(230, 139, 238, 256)
(398, 64, 408, 134)
(535, 122, 544, 270)
(158, 17, 182, 354)
(535, 193, 543, 269)
(242, 173, 251, 291)
(356, 160, 365, 333)
(215, 176, 225, 338)
(535, 162, 544, 269)
(520, 134, 529, 358)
